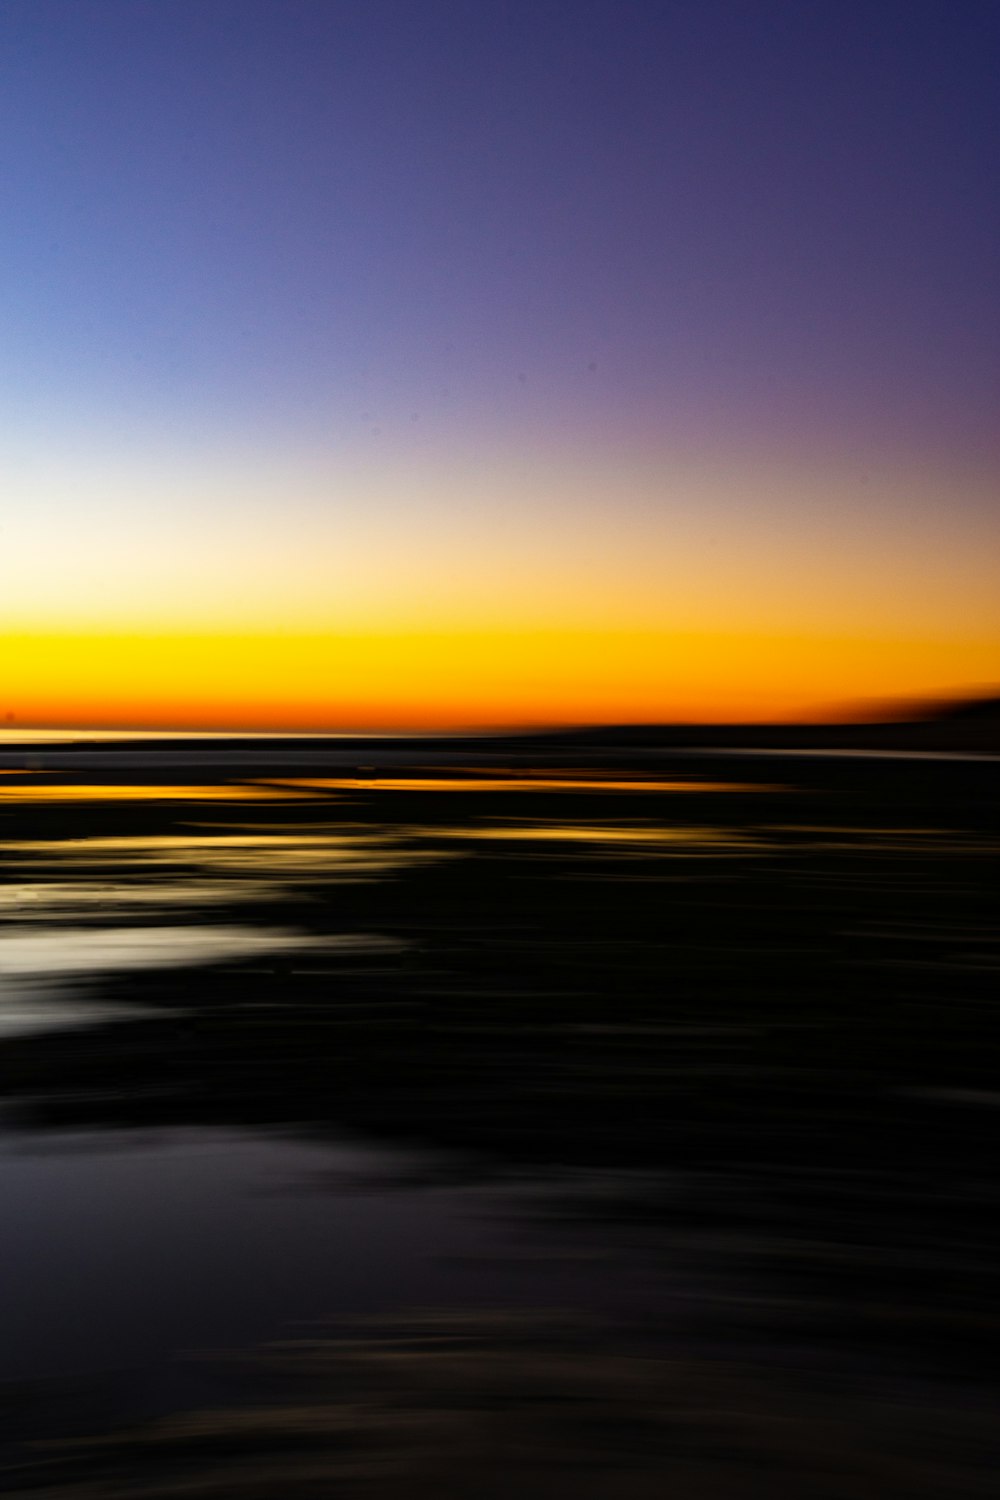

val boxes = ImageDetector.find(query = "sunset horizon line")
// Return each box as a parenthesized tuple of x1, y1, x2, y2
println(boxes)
(3, 687, 995, 739)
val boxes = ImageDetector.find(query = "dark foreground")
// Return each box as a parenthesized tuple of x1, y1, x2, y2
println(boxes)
(1, 738, 997, 1495)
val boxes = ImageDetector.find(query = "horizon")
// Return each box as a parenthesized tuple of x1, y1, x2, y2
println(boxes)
(2, 685, 997, 741)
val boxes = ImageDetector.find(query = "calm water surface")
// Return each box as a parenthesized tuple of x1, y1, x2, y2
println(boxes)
(1, 751, 997, 1481)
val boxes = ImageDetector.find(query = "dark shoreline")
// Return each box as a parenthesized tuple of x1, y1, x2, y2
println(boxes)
(2, 693, 999, 767)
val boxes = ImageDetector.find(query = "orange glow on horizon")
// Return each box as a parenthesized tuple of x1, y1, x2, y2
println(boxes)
(2, 627, 997, 731)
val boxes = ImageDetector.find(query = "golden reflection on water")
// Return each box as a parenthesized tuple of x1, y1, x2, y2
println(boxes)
(250, 775, 757, 794)
(418, 824, 760, 851)
(2, 832, 386, 850)
(0, 880, 265, 909)
(0, 784, 322, 802)
(0, 830, 427, 878)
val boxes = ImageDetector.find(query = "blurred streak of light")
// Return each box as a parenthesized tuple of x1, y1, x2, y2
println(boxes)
(414, 824, 760, 850)
(0, 784, 321, 802)
(0, 830, 434, 880)
(0, 881, 280, 912)
(0, 925, 312, 974)
(248, 776, 755, 794)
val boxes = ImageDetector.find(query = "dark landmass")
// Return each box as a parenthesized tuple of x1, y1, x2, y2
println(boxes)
(3, 692, 997, 769)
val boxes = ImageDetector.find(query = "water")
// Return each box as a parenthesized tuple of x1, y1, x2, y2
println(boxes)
(0, 1128, 548, 1383)
(1, 745, 997, 1490)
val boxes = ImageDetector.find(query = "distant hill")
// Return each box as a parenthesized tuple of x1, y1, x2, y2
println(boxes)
(524, 693, 1000, 755)
(925, 694, 1000, 724)
(1, 696, 996, 766)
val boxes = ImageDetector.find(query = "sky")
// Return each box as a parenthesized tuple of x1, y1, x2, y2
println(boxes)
(1, 0, 997, 728)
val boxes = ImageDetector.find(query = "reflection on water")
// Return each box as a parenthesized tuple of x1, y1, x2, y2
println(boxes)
(0, 787, 423, 1040)
(252, 774, 754, 793)
(0, 783, 320, 801)
(0, 924, 403, 1037)
(0, 880, 274, 913)
(0, 829, 421, 879)
(422, 822, 760, 850)
(0, 924, 393, 976)
(9, 1311, 999, 1500)
(0, 754, 997, 1493)
(0, 996, 164, 1040)
(0, 1129, 521, 1384)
